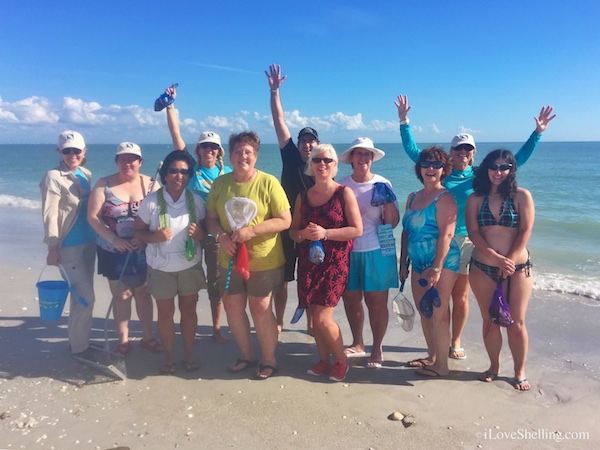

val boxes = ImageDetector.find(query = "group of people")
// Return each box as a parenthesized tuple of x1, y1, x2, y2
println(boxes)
(40, 65, 555, 388)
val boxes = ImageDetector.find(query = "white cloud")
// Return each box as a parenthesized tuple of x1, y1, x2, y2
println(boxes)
(430, 124, 441, 134)
(0, 95, 401, 143)
(0, 96, 59, 124)
(458, 125, 481, 135)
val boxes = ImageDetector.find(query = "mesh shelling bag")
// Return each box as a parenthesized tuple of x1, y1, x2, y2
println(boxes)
(489, 281, 514, 327)
(224, 197, 258, 280)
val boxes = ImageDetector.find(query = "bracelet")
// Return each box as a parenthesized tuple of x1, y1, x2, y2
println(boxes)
(432, 267, 441, 273)
(298, 232, 304, 241)
(399, 118, 410, 125)
(323, 230, 328, 241)
(270, 89, 277, 93)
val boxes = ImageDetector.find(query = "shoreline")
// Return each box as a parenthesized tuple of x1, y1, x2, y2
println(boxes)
(1, 256, 599, 448)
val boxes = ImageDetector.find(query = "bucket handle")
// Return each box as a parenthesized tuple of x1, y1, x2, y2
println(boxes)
(37, 264, 89, 307)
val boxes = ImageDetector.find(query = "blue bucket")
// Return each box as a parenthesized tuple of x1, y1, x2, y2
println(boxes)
(36, 265, 70, 321)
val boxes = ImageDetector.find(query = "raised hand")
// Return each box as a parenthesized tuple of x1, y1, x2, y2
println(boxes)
(165, 84, 177, 100)
(534, 106, 556, 134)
(265, 64, 287, 91)
(394, 94, 411, 121)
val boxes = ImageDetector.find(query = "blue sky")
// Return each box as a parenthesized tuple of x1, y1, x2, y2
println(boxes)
(1, 1, 599, 145)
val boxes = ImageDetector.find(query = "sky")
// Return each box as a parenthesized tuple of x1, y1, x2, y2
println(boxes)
(1, 1, 599, 145)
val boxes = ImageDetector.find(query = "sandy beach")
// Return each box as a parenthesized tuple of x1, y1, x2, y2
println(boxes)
(1, 230, 599, 449)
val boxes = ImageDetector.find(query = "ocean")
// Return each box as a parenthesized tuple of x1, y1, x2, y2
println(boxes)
(1, 141, 599, 300)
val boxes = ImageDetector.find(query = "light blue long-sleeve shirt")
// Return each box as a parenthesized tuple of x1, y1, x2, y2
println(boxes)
(399, 124, 541, 236)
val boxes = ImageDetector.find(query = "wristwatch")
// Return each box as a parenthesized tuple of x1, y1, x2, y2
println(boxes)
(432, 267, 441, 273)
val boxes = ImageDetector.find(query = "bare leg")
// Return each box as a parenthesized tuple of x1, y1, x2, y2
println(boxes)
(411, 273, 435, 362)
(210, 296, 228, 344)
(222, 293, 253, 365)
(342, 289, 365, 354)
(203, 236, 228, 343)
(248, 295, 278, 370)
(470, 266, 502, 378)
(364, 290, 389, 363)
(272, 281, 288, 334)
(309, 305, 331, 363)
(178, 293, 199, 363)
(312, 305, 346, 363)
(418, 269, 456, 376)
(505, 269, 533, 390)
(132, 284, 155, 341)
(306, 308, 314, 336)
(156, 298, 176, 366)
(450, 274, 470, 357)
(109, 280, 132, 345)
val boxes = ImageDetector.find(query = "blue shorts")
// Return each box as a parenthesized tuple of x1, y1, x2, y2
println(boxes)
(346, 249, 399, 292)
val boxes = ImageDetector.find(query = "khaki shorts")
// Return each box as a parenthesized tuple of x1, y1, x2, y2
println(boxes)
(221, 266, 284, 298)
(454, 235, 475, 275)
(147, 262, 207, 300)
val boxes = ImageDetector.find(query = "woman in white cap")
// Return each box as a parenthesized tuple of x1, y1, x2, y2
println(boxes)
(395, 95, 554, 364)
(87, 142, 162, 357)
(338, 138, 400, 367)
(40, 131, 96, 356)
(164, 84, 232, 344)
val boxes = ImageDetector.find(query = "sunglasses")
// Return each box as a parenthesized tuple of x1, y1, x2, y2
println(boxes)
(167, 168, 191, 176)
(420, 160, 444, 169)
(199, 143, 220, 151)
(61, 148, 83, 155)
(311, 157, 334, 164)
(452, 145, 474, 152)
(489, 163, 512, 171)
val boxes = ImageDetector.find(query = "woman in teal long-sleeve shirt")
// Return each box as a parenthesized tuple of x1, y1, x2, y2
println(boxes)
(395, 95, 554, 366)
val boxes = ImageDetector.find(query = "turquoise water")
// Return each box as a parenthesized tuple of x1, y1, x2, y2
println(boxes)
(1, 141, 599, 299)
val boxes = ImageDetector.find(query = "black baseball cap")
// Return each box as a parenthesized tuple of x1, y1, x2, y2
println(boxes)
(297, 127, 319, 141)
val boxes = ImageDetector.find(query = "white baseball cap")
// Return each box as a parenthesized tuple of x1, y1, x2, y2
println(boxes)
(450, 133, 476, 149)
(115, 142, 142, 157)
(57, 130, 86, 151)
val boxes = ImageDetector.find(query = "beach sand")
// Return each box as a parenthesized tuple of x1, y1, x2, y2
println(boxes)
(1, 242, 599, 448)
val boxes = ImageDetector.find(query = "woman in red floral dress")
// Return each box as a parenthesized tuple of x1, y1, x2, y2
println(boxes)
(290, 144, 362, 382)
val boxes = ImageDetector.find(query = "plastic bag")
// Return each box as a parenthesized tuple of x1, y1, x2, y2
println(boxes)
(154, 83, 178, 111)
(371, 182, 397, 206)
(308, 240, 325, 264)
(489, 281, 514, 327)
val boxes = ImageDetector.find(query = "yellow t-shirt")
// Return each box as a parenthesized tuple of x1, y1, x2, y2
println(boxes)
(206, 171, 290, 271)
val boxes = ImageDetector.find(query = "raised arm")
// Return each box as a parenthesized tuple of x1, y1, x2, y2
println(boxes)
(266, 64, 292, 149)
(514, 105, 556, 167)
(164, 84, 186, 151)
(394, 94, 421, 163)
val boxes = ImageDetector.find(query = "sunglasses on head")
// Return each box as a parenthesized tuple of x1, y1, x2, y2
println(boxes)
(489, 163, 512, 171)
(311, 157, 334, 164)
(168, 168, 191, 176)
(61, 148, 83, 155)
(420, 160, 444, 169)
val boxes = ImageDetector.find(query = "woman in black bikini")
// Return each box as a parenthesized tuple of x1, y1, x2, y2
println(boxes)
(466, 149, 534, 391)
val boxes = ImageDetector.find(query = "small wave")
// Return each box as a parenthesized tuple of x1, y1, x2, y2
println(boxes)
(534, 272, 600, 300)
(0, 194, 41, 210)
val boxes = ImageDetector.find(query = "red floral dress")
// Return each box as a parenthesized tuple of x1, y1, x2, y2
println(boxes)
(297, 186, 352, 307)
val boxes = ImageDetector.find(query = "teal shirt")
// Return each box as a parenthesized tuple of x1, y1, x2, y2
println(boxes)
(62, 168, 96, 247)
(184, 150, 233, 201)
(399, 124, 541, 236)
